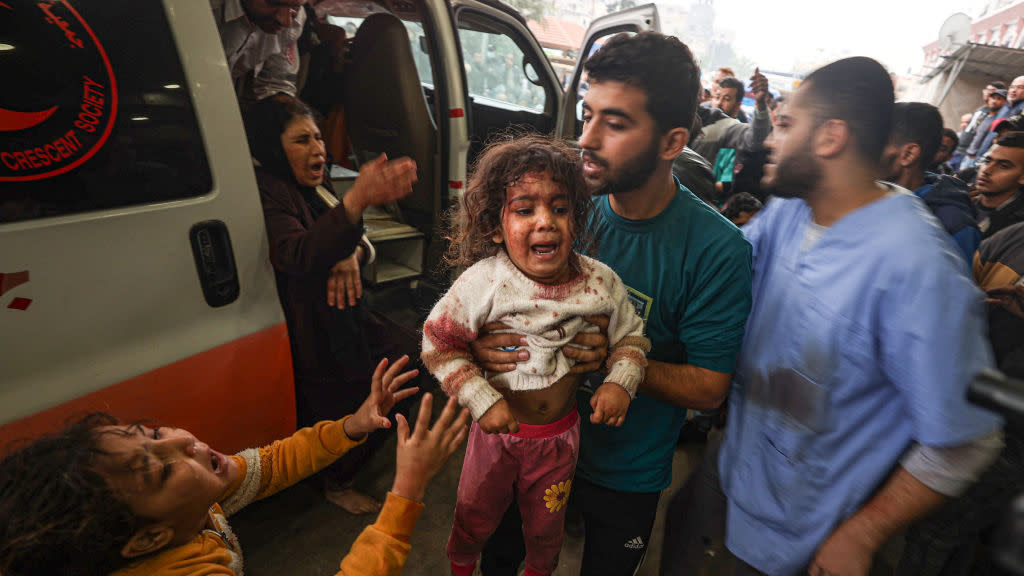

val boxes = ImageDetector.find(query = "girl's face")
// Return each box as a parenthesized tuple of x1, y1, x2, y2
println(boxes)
(493, 172, 574, 285)
(281, 115, 326, 187)
(96, 424, 239, 551)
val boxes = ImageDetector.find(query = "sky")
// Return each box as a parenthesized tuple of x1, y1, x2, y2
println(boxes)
(709, 0, 978, 75)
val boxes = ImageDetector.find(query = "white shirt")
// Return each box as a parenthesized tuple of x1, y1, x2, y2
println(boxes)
(210, 0, 304, 99)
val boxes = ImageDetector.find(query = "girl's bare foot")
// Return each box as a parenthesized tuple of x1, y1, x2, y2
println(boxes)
(325, 487, 382, 514)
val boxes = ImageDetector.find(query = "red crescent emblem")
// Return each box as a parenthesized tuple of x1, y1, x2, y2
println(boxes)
(0, 106, 59, 131)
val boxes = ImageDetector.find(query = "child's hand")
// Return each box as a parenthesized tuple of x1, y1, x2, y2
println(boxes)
(344, 355, 420, 440)
(391, 394, 470, 502)
(478, 399, 519, 434)
(590, 382, 630, 427)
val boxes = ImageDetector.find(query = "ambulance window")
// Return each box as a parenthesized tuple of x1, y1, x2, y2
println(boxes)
(0, 0, 212, 224)
(458, 28, 546, 113)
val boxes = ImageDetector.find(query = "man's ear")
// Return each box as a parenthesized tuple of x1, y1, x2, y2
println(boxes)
(121, 524, 175, 559)
(660, 127, 689, 160)
(899, 143, 922, 168)
(814, 119, 850, 159)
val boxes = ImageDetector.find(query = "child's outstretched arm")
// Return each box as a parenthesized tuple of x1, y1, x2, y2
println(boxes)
(222, 357, 419, 515)
(337, 394, 470, 576)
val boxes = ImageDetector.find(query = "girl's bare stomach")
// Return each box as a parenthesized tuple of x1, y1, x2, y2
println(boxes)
(500, 373, 580, 425)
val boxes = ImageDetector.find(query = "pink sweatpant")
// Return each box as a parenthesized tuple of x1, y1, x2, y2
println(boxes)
(447, 409, 580, 576)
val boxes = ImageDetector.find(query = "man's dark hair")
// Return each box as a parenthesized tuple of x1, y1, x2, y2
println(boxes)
(0, 413, 140, 576)
(584, 32, 700, 135)
(942, 128, 960, 150)
(801, 57, 894, 164)
(721, 192, 763, 220)
(718, 76, 744, 99)
(890, 102, 943, 170)
(990, 80, 1007, 90)
(995, 130, 1024, 149)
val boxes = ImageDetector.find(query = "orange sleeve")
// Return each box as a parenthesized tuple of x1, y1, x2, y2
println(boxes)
(254, 416, 366, 500)
(336, 492, 424, 576)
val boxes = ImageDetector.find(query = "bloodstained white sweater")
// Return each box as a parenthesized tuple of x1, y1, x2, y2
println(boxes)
(422, 251, 650, 420)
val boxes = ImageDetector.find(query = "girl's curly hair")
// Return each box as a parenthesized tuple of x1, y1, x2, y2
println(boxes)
(444, 132, 594, 270)
(0, 413, 145, 576)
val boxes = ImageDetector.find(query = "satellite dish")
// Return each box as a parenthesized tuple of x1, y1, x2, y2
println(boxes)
(938, 12, 972, 52)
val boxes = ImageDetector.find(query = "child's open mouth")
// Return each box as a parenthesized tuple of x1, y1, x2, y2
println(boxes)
(532, 244, 557, 256)
(210, 450, 224, 474)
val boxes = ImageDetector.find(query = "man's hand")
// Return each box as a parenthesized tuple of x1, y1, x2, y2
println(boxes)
(564, 315, 609, 374)
(808, 524, 876, 576)
(478, 399, 519, 434)
(391, 394, 470, 502)
(469, 321, 529, 373)
(986, 284, 1024, 319)
(342, 154, 418, 224)
(327, 248, 362, 309)
(750, 67, 769, 111)
(590, 382, 630, 426)
(344, 355, 420, 440)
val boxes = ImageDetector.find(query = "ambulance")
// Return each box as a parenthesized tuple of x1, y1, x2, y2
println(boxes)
(0, 0, 658, 452)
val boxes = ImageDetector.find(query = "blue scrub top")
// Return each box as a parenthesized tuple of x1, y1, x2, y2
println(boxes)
(720, 188, 1001, 575)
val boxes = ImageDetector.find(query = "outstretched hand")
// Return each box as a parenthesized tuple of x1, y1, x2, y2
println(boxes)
(342, 154, 418, 224)
(344, 355, 420, 440)
(750, 67, 769, 110)
(391, 394, 470, 502)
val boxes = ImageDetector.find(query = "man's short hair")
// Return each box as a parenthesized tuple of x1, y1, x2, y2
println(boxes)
(942, 128, 959, 150)
(721, 192, 763, 220)
(891, 102, 943, 170)
(718, 77, 745, 99)
(990, 80, 1007, 90)
(995, 130, 1024, 149)
(584, 32, 700, 135)
(801, 57, 894, 164)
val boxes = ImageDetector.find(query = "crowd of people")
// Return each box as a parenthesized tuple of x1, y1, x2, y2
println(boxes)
(2, 1, 1024, 576)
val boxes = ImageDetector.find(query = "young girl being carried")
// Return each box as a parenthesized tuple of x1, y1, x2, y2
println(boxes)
(421, 134, 650, 576)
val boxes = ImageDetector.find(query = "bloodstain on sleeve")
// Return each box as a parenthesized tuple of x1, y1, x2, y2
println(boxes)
(423, 312, 478, 353)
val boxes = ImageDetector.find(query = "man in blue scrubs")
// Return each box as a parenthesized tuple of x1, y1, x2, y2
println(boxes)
(663, 57, 1003, 576)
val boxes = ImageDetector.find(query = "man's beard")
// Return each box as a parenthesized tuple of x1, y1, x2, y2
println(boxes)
(585, 136, 660, 197)
(768, 139, 824, 199)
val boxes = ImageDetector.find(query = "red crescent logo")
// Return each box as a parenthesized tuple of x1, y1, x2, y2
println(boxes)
(0, 106, 58, 131)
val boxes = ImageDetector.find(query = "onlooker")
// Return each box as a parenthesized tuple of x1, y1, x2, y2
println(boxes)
(662, 56, 1002, 576)
(975, 131, 1024, 238)
(690, 70, 772, 205)
(932, 128, 959, 176)
(955, 81, 1006, 169)
(964, 88, 1008, 168)
(977, 76, 1024, 160)
(883, 102, 980, 267)
(712, 77, 746, 120)
(720, 191, 763, 227)
(209, 0, 307, 101)
(707, 67, 749, 123)
(475, 32, 753, 576)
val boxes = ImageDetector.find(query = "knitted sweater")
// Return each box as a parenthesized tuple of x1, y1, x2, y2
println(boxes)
(112, 417, 423, 576)
(422, 251, 650, 420)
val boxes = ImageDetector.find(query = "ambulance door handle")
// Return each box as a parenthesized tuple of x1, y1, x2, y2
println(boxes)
(189, 220, 240, 308)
